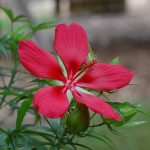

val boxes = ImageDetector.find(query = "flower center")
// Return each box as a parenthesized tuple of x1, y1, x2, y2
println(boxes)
(65, 79, 75, 90)
(64, 60, 97, 91)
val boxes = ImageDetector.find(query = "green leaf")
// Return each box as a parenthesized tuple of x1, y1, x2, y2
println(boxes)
(48, 119, 61, 132)
(70, 99, 77, 107)
(87, 132, 114, 150)
(31, 107, 41, 124)
(32, 21, 57, 32)
(13, 15, 27, 22)
(50, 146, 59, 150)
(88, 43, 96, 61)
(0, 36, 18, 56)
(0, 43, 10, 57)
(108, 102, 140, 127)
(13, 134, 48, 150)
(111, 57, 119, 64)
(21, 129, 54, 143)
(0, 128, 7, 133)
(0, 91, 19, 96)
(73, 143, 92, 150)
(0, 37, 12, 57)
(122, 121, 148, 128)
(16, 99, 32, 129)
(0, 96, 17, 109)
(65, 144, 77, 150)
(0, 6, 14, 21)
(12, 25, 33, 41)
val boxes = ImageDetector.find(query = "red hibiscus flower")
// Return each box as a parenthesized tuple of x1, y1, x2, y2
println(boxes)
(18, 23, 133, 121)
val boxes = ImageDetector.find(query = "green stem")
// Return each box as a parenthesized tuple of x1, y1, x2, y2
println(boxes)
(102, 93, 111, 102)
(43, 115, 59, 139)
(0, 64, 18, 106)
(89, 122, 105, 128)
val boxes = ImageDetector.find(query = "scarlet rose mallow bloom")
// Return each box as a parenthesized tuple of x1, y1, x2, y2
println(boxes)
(18, 23, 133, 121)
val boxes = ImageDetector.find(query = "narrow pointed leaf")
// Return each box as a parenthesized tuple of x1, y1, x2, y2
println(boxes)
(88, 43, 96, 61)
(13, 15, 27, 22)
(108, 102, 140, 127)
(87, 133, 114, 150)
(111, 57, 120, 64)
(0, 6, 14, 20)
(123, 121, 148, 128)
(16, 99, 32, 129)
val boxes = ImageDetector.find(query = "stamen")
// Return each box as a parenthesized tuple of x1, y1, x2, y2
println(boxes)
(82, 60, 97, 71)
(72, 60, 97, 82)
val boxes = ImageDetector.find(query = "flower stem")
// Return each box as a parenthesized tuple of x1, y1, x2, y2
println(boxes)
(43, 115, 59, 139)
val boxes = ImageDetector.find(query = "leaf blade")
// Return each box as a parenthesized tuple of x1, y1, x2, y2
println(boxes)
(16, 99, 32, 129)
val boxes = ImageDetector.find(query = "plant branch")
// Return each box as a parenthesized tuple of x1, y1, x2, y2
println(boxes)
(89, 122, 106, 128)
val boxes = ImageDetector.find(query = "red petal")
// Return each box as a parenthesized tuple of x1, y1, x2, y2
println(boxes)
(33, 86, 69, 118)
(18, 40, 65, 81)
(72, 89, 121, 121)
(77, 63, 133, 91)
(54, 23, 89, 77)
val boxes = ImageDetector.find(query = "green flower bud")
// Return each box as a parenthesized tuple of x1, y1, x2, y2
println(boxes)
(66, 104, 90, 135)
